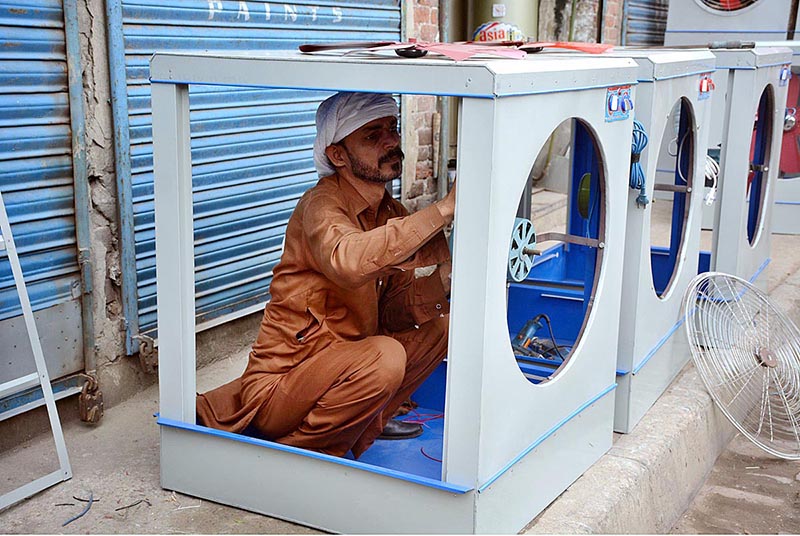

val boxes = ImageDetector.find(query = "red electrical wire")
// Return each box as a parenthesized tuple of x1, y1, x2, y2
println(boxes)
(420, 447, 442, 463)
(401, 408, 444, 426)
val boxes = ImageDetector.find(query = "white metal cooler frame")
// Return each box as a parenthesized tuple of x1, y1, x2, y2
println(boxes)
(756, 41, 800, 235)
(705, 47, 792, 289)
(149, 51, 638, 534)
(664, 0, 795, 45)
(612, 49, 716, 433)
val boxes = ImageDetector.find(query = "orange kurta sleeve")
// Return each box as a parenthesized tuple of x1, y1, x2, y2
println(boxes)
(303, 191, 448, 289)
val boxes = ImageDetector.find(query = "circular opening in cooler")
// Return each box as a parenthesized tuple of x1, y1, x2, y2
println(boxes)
(649, 98, 695, 299)
(696, 0, 759, 12)
(746, 85, 774, 246)
(505, 118, 605, 384)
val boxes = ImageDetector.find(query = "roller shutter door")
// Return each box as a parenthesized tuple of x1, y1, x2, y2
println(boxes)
(0, 1, 84, 386)
(109, 1, 402, 353)
(622, 0, 669, 45)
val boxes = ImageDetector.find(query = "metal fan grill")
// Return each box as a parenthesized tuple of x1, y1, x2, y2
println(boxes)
(683, 272, 800, 459)
(508, 217, 537, 283)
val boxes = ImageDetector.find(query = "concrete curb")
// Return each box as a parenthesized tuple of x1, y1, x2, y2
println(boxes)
(525, 365, 735, 534)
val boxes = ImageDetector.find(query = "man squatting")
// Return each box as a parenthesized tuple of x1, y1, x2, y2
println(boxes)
(196, 92, 456, 458)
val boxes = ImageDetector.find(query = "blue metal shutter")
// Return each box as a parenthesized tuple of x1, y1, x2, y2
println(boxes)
(622, 0, 669, 45)
(0, 0, 84, 380)
(109, 1, 402, 352)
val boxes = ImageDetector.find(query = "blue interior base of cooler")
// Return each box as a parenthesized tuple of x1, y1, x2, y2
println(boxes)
(349, 404, 445, 481)
(650, 246, 676, 296)
(346, 363, 447, 480)
(698, 250, 712, 275)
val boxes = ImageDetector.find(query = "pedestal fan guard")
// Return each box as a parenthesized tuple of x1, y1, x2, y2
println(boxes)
(683, 272, 800, 459)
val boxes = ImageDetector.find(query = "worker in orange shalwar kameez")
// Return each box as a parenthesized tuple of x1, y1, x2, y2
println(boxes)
(196, 92, 455, 459)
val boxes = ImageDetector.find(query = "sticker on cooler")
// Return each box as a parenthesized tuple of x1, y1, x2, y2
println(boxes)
(699, 73, 715, 101)
(605, 85, 633, 122)
(471, 20, 525, 42)
(780, 64, 792, 87)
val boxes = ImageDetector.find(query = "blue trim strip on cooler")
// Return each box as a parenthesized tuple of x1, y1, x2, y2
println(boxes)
(156, 416, 473, 494)
(750, 258, 770, 283)
(637, 69, 717, 83)
(477, 383, 617, 492)
(757, 62, 795, 68)
(632, 318, 684, 375)
(717, 62, 789, 71)
(148, 79, 639, 99)
(501, 81, 639, 98)
(149, 79, 497, 99)
(630, 257, 771, 376)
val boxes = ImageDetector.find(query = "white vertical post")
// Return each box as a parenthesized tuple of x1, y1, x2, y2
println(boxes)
(152, 82, 196, 422)
(443, 97, 496, 488)
(714, 70, 752, 275)
(759, 69, 786, 249)
(711, 69, 734, 272)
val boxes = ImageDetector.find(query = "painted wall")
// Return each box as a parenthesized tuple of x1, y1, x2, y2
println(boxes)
(604, 0, 624, 45)
(403, 0, 442, 212)
(77, 0, 150, 407)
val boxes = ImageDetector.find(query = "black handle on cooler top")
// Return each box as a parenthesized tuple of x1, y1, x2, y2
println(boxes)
(298, 41, 397, 52)
(708, 40, 756, 50)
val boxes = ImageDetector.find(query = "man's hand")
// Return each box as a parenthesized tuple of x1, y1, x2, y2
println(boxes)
(435, 183, 456, 223)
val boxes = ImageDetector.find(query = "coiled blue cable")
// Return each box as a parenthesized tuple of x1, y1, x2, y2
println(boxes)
(629, 118, 649, 208)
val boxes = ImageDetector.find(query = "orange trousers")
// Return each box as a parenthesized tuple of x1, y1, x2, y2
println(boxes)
(242, 315, 448, 458)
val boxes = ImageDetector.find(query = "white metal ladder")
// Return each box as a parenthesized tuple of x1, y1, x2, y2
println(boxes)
(0, 189, 72, 510)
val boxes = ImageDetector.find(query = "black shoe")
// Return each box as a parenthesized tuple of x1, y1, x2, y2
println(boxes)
(377, 418, 423, 440)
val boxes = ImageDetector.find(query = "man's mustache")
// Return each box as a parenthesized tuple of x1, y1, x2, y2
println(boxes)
(379, 147, 405, 165)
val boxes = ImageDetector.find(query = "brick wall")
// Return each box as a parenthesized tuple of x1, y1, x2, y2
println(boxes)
(402, 0, 441, 212)
(400, 0, 623, 211)
(602, 0, 624, 45)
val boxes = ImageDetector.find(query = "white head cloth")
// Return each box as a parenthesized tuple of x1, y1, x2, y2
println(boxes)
(313, 92, 399, 178)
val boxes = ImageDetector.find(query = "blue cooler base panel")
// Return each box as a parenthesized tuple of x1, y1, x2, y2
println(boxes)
(350, 407, 445, 481)
(351, 362, 448, 481)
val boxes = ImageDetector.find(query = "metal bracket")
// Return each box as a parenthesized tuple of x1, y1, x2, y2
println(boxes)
(135, 333, 159, 375)
(78, 374, 104, 424)
(536, 232, 604, 249)
(78, 247, 92, 294)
